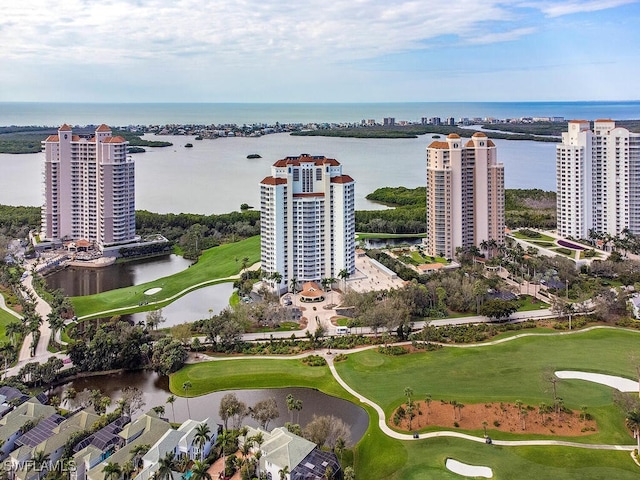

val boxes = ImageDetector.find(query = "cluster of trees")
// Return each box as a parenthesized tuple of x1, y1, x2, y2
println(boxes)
(0, 204, 40, 238)
(588, 228, 640, 256)
(135, 211, 260, 259)
(68, 320, 151, 372)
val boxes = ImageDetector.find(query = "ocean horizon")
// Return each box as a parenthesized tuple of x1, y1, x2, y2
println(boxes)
(2, 101, 640, 127)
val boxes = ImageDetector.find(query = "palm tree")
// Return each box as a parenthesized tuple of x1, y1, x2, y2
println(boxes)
(183, 381, 192, 419)
(166, 394, 176, 423)
(626, 409, 640, 452)
(241, 256, 250, 272)
(121, 461, 135, 480)
(190, 460, 212, 480)
(130, 444, 150, 470)
(0, 343, 14, 379)
(63, 387, 77, 409)
(102, 462, 122, 480)
(338, 268, 349, 293)
(5, 320, 23, 346)
(278, 465, 290, 480)
(286, 393, 295, 423)
(217, 430, 233, 477)
(327, 277, 336, 303)
(404, 387, 413, 404)
(152, 405, 165, 417)
(334, 436, 346, 464)
(156, 451, 176, 480)
(270, 271, 283, 293)
(30, 450, 50, 479)
(194, 423, 212, 460)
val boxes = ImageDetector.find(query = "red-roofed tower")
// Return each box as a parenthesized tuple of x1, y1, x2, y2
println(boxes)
(260, 154, 355, 291)
(41, 125, 136, 254)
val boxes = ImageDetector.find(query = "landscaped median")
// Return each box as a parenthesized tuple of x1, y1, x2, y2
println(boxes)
(166, 327, 640, 479)
(71, 235, 260, 319)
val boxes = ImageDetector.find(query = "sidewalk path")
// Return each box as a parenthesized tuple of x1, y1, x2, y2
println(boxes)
(0, 293, 22, 319)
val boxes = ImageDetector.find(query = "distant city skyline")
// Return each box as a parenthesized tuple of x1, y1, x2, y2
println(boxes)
(2, 1, 640, 103)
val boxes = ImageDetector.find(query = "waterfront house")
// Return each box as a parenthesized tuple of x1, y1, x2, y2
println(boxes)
(11, 410, 100, 480)
(240, 426, 341, 480)
(0, 398, 56, 461)
(135, 418, 219, 480)
(86, 411, 171, 480)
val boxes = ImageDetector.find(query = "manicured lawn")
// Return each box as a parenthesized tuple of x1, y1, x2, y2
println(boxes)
(71, 236, 260, 319)
(336, 328, 640, 445)
(169, 358, 353, 400)
(0, 304, 20, 342)
(168, 328, 640, 479)
(517, 295, 549, 312)
(388, 437, 639, 480)
(512, 231, 556, 242)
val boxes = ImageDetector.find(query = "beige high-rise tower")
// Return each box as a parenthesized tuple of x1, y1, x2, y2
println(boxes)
(41, 124, 136, 255)
(425, 132, 505, 258)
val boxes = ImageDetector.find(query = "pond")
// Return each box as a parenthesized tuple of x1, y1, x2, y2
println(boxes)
(46, 254, 235, 327)
(127, 282, 235, 327)
(53, 370, 368, 445)
(45, 254, 193, 296)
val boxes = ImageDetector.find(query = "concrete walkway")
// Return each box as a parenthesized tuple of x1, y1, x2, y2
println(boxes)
(0, 293, 22, 319)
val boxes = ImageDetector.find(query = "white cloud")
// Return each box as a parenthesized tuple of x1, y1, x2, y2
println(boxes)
(1, 0, 522, 66)
(523, 0, 637, 18)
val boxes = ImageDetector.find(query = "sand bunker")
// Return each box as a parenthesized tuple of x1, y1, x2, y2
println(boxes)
(446, 459, 493, 478)
(144, 287, 162, 296)
(555, 371, 637, 392)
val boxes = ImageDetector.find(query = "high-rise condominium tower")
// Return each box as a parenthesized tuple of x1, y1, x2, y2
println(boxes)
(260, 154, 355, 292)
(557, 119, 640, 239)
(41, 124, 136, 254)
(425, 133, 505, 258)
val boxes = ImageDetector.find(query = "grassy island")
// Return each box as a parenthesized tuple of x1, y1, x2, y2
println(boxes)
(71, 235, 260, 319)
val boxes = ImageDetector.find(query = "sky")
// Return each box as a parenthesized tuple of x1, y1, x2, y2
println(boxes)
(2, 0, 640, 103)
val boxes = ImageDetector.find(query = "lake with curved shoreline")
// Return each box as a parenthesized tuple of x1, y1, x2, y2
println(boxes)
(52, 371, 368, 445)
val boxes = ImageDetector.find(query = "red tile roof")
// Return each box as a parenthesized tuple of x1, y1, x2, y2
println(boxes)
(273, 154, 340, 167)
(595, 119, 614, 122)
(96, 124, 111, 132)
(330, 175, 354, 184)
(44, 135, 59, 142)
(487, 140, 496, 147)
(428, 141, 450, 149)
(472, 132, 487, 137)
(447, 133, 461, 139)
(260, 177, 288, 186)
(103, 136, 126, 143)
(59, 124, 72, 131)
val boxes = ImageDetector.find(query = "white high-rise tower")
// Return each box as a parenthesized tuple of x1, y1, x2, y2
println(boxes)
(260, 154, 355, 292)
(556, 120, 640, 239)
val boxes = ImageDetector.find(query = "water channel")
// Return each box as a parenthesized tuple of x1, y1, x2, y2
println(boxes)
(52, 371, 368, 445)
